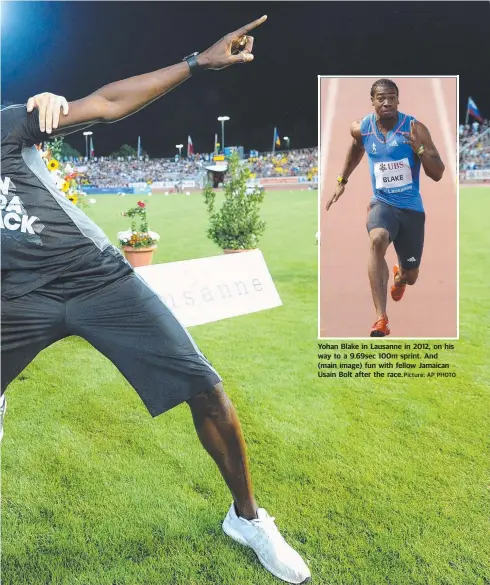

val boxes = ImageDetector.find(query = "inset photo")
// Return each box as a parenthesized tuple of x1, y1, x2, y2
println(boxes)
(318, 76, 458, 339)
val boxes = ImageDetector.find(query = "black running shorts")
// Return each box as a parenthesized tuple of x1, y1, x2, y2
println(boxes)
(366, 199, 426, 269)
(1, 247, 221, 417)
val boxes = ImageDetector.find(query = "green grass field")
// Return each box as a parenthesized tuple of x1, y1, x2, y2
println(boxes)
(1, 187, 489, 585)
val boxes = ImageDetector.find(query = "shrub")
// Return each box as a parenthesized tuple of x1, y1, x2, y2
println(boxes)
(202, 150, 266, 250)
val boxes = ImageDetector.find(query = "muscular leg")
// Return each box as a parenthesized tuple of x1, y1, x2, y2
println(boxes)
(187, 383, 258, 520)
(395, 266, 419, 286)
(64, 257, 258, 520)
(392, 207, 425, 293)
(368, 228, 391, 319)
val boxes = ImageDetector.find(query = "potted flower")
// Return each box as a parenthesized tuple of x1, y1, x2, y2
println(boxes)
(202, 150, 266, 254)
(118, 200, 160, 267)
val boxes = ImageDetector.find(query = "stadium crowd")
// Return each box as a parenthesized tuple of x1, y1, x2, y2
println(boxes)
(79, 148, 319, 187)
(459, 119, 490, 170)
(246, 148, 318, 179)
(82, 157, 204, 187)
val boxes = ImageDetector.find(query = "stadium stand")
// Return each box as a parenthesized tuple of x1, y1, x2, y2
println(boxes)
(78, 148, 318, 188)
(460, 118, 490, 183)
(460, 119, 490, 169)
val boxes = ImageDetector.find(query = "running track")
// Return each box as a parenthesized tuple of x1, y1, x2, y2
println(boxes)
(319, 77, 457, 338)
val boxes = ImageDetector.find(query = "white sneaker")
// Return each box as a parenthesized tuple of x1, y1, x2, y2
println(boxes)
(222, 504, 311, 584)
(0, 394, 6, 442)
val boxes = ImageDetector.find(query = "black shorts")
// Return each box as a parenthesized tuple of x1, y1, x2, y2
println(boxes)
(366, 199, 425, 269)
(1, 247, 221, 417)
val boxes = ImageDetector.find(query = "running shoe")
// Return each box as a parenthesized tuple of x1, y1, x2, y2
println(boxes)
(390, 265, 406, 302)
(370, 316, 390, 337)
(222, 503, 311, 584)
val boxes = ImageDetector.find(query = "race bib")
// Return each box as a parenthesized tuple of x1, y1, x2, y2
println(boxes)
(374, 158, 412, 190)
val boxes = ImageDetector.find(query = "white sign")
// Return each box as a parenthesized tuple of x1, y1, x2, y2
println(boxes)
(374, 157, 412, 190)
(466, 169, 490, 180)
(134, 249, 282, 327)
(152, 180, 178, 189)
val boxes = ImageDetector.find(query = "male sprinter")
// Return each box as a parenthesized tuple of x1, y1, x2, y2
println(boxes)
(0, 17, 311, 584)
(0, 93, 69, 442)
(325, 78, 445, 336)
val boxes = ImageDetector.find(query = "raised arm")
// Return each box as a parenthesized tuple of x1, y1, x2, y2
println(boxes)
(35, 16, 266, 134)
(402, 120, 445, 182)
(26, 93, 69, 134)
(325, 120, 365, 211)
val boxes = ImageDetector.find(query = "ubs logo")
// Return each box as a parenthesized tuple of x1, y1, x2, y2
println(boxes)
(378, 161, 406, 172)
(386, 161, 405, 170)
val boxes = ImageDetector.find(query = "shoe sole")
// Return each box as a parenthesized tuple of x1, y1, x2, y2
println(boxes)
(370, 330, 390, 337)
(391, 287, 406, 302)
(222, 518, 311, 584)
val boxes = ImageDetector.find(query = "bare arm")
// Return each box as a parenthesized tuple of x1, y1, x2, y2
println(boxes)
(340, 120, 366, 180)
(32, 16, 266, 134)
(416, 123, 445, 182)
(403, 120, 445, 182)
(58, 63, 192, 127)
(325, 120, 365, 211)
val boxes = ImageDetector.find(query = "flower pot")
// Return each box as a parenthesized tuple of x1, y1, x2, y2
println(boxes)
(122, 245, 157, 267)
(223, 249, 256, 255)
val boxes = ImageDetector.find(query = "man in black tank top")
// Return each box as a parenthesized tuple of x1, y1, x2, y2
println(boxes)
(1, 16, 311, 585)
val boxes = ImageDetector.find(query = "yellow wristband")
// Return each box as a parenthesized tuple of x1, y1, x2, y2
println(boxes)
(336, 174, 347, 185)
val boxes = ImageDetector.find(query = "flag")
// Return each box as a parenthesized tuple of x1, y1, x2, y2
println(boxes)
(467, 97, 484, 123)
(214, 133, 218, 154)
(274, 128, 281, 147)
(187, 135, 194, 157)
(137, 135, 141, 158)
(272, 128, 280, 152)
(90, 136, 94, 158)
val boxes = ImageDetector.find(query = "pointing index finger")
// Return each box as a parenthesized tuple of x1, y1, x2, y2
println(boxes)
(234, 15, 267, 37)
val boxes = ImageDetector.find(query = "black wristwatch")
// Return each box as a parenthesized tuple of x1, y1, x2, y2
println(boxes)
(183, 52, 200, 75)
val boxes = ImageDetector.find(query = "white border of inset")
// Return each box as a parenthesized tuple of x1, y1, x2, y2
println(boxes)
(317, 75, 460, 341)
